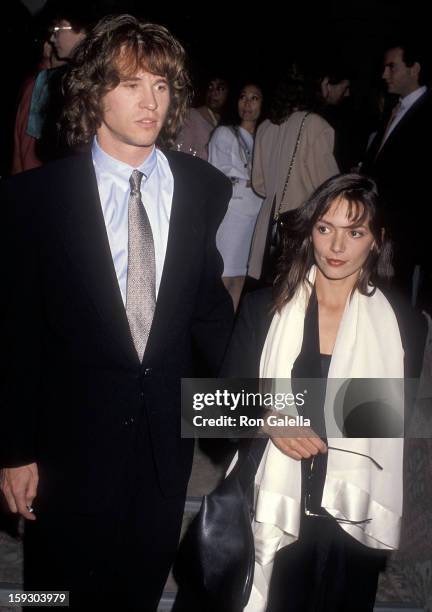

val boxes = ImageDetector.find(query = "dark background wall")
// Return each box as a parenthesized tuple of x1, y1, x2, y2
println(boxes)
(1, 0, 430, 176)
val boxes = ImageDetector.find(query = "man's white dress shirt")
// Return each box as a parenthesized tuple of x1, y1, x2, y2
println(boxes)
(382, 85, 427, 146)
(92, 137, 174, 303)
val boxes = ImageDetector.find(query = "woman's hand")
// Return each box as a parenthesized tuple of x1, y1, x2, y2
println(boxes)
(262, 415, 327, 460)
(270, 430, 327, 460)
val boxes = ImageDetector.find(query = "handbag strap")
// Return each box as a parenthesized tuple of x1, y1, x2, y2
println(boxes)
(274, 111, 311, 221)
(231, 125, 252, 173)
(235, 437, 268, 493)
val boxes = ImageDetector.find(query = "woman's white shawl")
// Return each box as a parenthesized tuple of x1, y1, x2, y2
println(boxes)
(245, 268, 404, 611)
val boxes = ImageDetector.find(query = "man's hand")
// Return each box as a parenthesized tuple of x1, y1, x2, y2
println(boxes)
(0, 463, 38, 520)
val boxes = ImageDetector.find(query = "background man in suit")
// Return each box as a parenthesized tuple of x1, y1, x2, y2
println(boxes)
(362, 39, 432, 310)
(0, 14, 233, 610)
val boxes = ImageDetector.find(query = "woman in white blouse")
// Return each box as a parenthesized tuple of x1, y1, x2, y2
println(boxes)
(208, 83, 264, 309)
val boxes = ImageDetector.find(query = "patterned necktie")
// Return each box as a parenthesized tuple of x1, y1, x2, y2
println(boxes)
(126, 169, 156, 361)
(376, 100, 402, 156)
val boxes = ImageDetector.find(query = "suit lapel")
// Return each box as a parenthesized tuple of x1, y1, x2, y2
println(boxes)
(143, 152, 201, 365)
(291, 289, 321, 379)
(375, 91, 429, 160)
(57, 152, 202, 367)
(57, 154, 137, 364)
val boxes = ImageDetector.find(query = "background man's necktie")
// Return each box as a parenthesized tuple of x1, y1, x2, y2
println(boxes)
(376, 100, 402, 156)
(126, 169, 156, 361)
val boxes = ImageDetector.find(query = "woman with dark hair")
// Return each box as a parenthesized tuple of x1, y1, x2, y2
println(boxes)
(248, 65, 339, 281)
(174, 75, 229, 160)
(208, 83, 264, 308)
(222, 174, 426, 611)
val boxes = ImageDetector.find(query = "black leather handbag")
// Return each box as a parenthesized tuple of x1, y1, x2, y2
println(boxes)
(173, 439, 267, 612)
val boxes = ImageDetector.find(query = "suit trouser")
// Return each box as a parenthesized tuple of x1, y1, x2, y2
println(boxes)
(23, 420, 186, 611)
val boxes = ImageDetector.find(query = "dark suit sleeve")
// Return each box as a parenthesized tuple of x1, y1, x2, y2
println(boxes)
(221, 289, 273, 378)
(219, 290, 273, 426)
(1, 177, 41, 467)
(382, 289, 428, 378)
(399, 301, 428, 437)
(381, 288, 428, 436)
(190, 172, 234, 375)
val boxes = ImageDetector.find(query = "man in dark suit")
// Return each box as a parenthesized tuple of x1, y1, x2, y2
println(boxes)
(0, 15, 233, 610)
(318, 65, 370, 174)
(362, 39, 432, 310)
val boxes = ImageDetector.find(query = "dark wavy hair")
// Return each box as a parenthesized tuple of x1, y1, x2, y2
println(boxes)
(61, 14, 192, 149)
(236, 82, 265, 127)
(273, 174, 393, 311)
(49, 0, 101, 34)
(269, 63, 323, 125)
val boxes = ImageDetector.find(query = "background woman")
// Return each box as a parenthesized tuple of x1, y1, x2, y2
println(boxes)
(209, 83, 264, 309)
(249, 65, 339, 282)
(174, 75, 229, 159)
(222, 174, 426, 611)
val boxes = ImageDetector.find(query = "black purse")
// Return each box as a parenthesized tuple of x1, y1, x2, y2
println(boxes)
(261, 112, 310, 283)
(173, 438, 268, 612)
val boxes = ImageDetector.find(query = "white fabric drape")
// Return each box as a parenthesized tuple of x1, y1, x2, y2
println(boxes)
(245, 266, 404, 611)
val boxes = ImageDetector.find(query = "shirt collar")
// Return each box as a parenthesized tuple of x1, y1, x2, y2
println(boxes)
(92, 137, 158, 185)
(400, 85, 427, 111)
